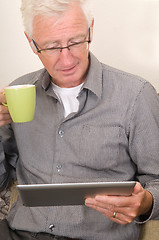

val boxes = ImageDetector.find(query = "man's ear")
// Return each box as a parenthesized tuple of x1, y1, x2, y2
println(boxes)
(24, 32, 38, 55)
(91, 18, 94, 28)
(90, 18, 94, 42)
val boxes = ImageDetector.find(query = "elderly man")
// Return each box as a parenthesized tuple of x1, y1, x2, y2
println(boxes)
(0, 0, 159, 239)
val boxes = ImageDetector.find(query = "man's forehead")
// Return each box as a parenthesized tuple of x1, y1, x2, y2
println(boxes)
(32, 13, 88, 42)
(32, 2, 88, 34)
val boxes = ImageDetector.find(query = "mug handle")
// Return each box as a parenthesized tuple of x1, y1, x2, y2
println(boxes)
(2, 102, 8, 107)
(1, 92, 8, 107)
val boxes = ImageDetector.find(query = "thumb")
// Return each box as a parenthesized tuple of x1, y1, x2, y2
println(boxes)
(132, 182, 142, 195)
(0, 85, 8, 94)
(0, 88, 7, 104)
(0, 88, 5, 94)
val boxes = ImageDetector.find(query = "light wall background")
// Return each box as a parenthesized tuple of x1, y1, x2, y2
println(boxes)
(0, 0, 159, 92)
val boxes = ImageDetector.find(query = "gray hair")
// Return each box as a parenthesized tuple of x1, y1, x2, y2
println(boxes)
(21, 0, 93, 38)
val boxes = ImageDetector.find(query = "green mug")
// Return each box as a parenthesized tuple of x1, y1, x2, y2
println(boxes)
(3, 84, 36, 123)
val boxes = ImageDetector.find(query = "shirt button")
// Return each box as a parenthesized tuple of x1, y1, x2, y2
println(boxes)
(56, 165, 62, 172)
(58, 130, 64, 137)
(49, 224, 55, 232)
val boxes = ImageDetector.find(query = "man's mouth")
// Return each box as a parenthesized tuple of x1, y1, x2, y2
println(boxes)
(60, 64, 78, 75)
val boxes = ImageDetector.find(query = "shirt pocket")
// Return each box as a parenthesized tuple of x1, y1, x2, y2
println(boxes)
(79, 125, 120, 171)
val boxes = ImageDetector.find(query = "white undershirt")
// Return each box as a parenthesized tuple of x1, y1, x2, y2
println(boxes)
(52, 82, 84, 117)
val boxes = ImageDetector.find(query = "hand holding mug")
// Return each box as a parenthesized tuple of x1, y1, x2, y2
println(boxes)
(1, 84, 36, 124)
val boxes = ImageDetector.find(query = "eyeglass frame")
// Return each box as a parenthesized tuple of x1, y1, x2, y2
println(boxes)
(32, 28, 91, 54)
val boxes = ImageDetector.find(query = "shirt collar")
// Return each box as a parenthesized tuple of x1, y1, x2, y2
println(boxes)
(81, 52, 103, 99)
(28, 68, 51, 91)
(41, 70, 52, 91)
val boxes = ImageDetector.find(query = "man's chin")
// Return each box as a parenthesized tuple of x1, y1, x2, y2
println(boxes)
(55, 76, 83, 88)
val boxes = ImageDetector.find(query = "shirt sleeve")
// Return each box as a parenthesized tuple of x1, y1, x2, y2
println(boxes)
(128, 82, 159, 221)
(0, 124, 18, 191)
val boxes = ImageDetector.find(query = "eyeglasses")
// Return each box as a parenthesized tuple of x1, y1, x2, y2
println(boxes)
(32, 28, 91, 57)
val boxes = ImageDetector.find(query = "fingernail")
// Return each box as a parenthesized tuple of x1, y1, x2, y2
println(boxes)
(95, 196, 103, 201)
(85, 199, 93, 205)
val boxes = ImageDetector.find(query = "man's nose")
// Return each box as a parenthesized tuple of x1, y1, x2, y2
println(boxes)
(59, 47, 74, 64)
(59, 45, 71, 53)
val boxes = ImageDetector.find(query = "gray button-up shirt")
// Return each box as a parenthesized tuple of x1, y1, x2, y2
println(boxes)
(0, 53, 159, 240)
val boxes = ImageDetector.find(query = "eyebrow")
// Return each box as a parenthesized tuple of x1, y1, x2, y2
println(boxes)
(42, 33, 86, 47)
(69, 34, 86, 41)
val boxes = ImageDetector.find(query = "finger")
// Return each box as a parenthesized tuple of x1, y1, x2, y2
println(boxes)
(0, 113, 12, 121)
(94, 195, 133, 208)
(0, 113, 12, 127)
(110, 211, 134, 225)
(0, 88, 5, 94)
(0, 93, 6, 104)
(86, 197, 133, 216)
(0, 112, 11, 119)
(0, 118, 12, 127)
(0, 86, 8, 94)
(132, 182, 142, 195)
(0, 105, 9, 114)
(85, 195, 140, 218)
(85, 197, 116, 211)
(85, 201, 134, 225)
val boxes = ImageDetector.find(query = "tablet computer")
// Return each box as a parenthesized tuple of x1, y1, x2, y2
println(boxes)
(17, 181, 136, 207)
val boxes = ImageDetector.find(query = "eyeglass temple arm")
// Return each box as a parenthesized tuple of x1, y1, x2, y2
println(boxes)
(32, 39, 40, 52)
(88, 27, 91, 43)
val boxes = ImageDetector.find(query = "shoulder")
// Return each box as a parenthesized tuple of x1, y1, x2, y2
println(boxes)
(102, 63, 147, 90)
(90, 53, 149, 96)
(101, 62, 157, 99)
(10, 68, 46, 86)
